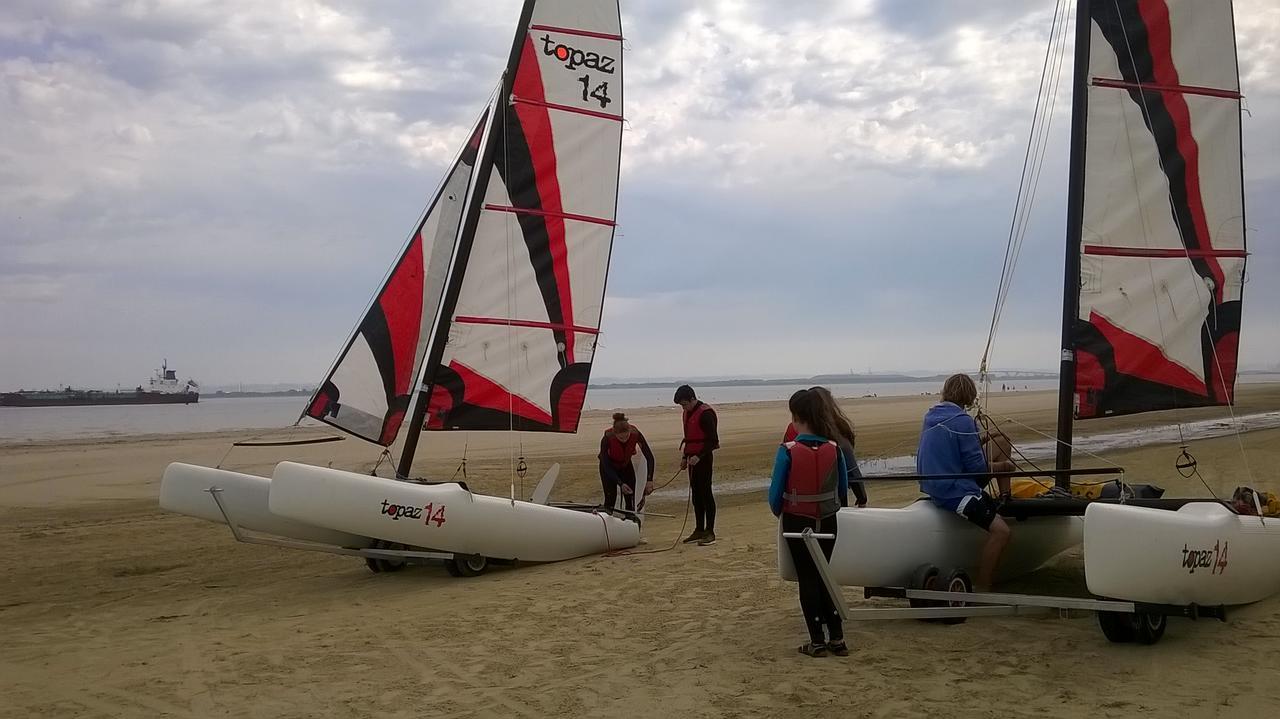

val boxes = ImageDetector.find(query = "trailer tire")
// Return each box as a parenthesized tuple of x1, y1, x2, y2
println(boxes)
(1133, 612, 1166, 645)
(908, 564, 941, 621)
(449, 554, 488, 577)
(1097, 611, 1135, 643)
(937, 568, 972, 626)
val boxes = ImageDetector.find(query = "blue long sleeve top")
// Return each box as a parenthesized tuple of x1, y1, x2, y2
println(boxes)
(769, 433, 849, 517)
(916, 402, 989, 508)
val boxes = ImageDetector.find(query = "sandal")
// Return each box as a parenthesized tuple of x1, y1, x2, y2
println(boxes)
(797, 642, 828, 657)
(827, 640, 850, 656)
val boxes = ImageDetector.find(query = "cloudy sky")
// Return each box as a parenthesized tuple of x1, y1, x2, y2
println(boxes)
(2, 0, 1278, 388)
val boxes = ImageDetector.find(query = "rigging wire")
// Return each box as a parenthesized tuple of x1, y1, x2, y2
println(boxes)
(980, 0, 1073, 400)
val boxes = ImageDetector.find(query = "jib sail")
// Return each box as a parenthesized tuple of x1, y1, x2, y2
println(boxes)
(1073, 0, 1246, 419)
(303, 111, 488, 445)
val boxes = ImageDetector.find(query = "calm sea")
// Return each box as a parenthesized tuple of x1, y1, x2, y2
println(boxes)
(3, 375, 1276, 443)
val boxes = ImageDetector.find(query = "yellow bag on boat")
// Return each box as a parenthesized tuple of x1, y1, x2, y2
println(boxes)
(1009, 478, 1107, 499)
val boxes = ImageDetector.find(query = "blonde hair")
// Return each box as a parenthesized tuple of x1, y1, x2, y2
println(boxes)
(942, 374, 978, 408)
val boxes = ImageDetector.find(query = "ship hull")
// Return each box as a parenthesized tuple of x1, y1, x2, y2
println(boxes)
(0, 392, 199, 407)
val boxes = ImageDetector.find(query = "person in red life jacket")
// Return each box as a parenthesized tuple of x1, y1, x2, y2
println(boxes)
(674, 384, 719, 545)
(770, 388, 850, 657)
(598, 412, 655, 514)
(783, 387, 867, 508)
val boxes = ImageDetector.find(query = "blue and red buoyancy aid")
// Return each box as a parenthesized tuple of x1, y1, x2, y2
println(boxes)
(604, 428, 640, 468)
(782, 440, 841, 518)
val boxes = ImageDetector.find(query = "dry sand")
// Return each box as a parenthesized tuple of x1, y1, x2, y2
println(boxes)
(3, 386, 1280, 718)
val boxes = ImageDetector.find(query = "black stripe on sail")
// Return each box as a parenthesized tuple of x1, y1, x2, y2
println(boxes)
(1073, 318, 1217, 417)
(493, 103, 571, 369)
(357, 306, 400, 409)
(1092, 2, 1209, 261)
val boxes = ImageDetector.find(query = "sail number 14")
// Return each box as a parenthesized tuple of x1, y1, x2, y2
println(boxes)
(578, 75, 611, 109)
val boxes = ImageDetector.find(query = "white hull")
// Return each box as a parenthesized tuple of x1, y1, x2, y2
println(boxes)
(269, 462, 639, 562)
(159, 463, 372, 547)
(1085, 502, 1280, 606)
(779, 500, 1083, 587)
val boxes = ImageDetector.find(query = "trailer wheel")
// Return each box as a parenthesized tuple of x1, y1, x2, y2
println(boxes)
(449, 554, 488, 577)
(908, 564, 941, 621)
(1097, 611, 1135, 643)
(1133, 612, 1166, 645)
(365, 557, 383, 574)
(937, 568, 973, 626)
(365, 539, 407, 573)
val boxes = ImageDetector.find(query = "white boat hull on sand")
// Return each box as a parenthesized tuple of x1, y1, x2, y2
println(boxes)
(779, 499, 1083, 587)
(159, 463, 372, 547)
(269, 462, 640, 562)
(1085, 502, 1280, 606)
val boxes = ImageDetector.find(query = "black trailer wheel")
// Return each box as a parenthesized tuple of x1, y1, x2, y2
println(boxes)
(365, 539, 407, 573)
(908, 564, 941, 621)
(937, 568, 973, 626)
(1097, 611, 1136, 643)
(1133, 611, 1167, 645)
(449, 554, 488, 577)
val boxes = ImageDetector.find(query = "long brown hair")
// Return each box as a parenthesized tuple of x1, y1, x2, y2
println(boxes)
(789, 389, 837, 440)
(809, 386, 855, 448)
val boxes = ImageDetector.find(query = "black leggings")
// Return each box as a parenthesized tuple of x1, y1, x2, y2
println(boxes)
(782, 512, 841, 644)
(601, 464, 636, 511)
(688, 454, 715, 532)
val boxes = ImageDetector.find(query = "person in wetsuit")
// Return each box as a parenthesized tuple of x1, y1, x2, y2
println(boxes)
(770, 388, 850, 657)
(599, 412, 655, 513)
(675, 384, 719, 546)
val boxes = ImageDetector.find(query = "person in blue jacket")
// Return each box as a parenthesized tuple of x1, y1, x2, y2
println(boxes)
(770, 388, 849, 657)
(917, 374, 1011, 591)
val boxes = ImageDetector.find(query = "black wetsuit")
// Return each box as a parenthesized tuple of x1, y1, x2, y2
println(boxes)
(684, 404, 719, 533)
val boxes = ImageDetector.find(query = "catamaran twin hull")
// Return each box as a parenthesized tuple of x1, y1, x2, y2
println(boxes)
(160, 461, 640, 565)
(778, 498, 1280, 609)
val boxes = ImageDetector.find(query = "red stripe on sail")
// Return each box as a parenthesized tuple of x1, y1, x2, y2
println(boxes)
(1083, 245, 1247, 259)
(555, 381, 587, 432)
(451, 361, 553, 425)
(454, 316, 600, 334)
(381, 232, 425, 397)
(511, 96, 624, 122)
(1091, 311, 1207, 397)
(1091, 77, 1241, 100)
(484, 203, 615, 227)
(513, 36, 577, 359)
(1137, 0, 1226, 303)
(528, 24, 622, 41)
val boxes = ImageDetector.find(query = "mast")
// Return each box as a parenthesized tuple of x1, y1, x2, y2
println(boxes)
(1054, 0, 1091, 488)
(397, 0, 538, 478)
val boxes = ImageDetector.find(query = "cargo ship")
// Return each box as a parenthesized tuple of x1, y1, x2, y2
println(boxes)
(0, 361, 199, 407)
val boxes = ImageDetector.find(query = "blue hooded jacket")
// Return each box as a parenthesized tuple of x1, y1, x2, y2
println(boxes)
(916, 402, 988, 510)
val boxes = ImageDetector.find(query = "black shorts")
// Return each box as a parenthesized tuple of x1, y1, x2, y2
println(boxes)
(957, 493, 1000, 531)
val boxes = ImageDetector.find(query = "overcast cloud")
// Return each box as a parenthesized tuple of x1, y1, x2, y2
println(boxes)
(1, 0, 1277, 388)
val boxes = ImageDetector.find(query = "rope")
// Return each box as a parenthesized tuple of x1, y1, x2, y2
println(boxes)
(606, 468, 691, 557)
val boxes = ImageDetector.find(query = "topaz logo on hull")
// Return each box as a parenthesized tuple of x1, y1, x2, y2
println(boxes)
(379, 499, 448, 527)
(540, 34, 615, 74)
(1181, 540, 1228, 575)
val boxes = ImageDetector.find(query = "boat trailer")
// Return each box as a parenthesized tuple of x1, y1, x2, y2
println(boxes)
(782, 528, 1227, 645)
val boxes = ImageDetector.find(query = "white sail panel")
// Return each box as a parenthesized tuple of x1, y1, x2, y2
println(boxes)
(1073, 0, 1246, 419)
(422, 0, 622, 433)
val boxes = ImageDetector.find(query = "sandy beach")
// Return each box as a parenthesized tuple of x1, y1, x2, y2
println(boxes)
(3, 386, 1280, 718)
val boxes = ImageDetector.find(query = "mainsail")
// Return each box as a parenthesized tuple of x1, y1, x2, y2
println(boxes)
(304, 112, 489, 445)
(1072, 0, 1246, 419)
(418, 0, 624, 434)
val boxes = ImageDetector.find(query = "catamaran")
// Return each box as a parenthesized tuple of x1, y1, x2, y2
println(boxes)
(161, 0, 640, 576)
(781, 0, 1277, 643)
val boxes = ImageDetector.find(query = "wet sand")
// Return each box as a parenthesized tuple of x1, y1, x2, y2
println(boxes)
(3, 386, 1280, 717)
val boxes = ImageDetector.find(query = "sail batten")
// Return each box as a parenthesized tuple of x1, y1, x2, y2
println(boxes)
(1072, 0, 1246, 420)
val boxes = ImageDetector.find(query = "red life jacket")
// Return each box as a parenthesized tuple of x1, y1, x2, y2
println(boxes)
(682, 402, 716, 456)
(782, 422, 798, 443)
(782, 440, 840, 518)
(604, 428, 639, 468)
